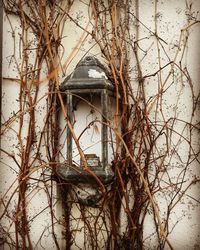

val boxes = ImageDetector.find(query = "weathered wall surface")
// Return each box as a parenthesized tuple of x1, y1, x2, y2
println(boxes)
(128, 1, 200, 249)
(0, 1, 200, 249)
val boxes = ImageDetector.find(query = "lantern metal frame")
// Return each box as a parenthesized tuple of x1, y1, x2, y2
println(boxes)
(57, 56, 116, 185)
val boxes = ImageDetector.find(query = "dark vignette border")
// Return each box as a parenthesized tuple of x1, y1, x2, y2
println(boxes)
(0, 1, 2, 131)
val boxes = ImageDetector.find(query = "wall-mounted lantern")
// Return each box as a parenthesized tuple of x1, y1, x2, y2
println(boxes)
(57, 56, 117, 205)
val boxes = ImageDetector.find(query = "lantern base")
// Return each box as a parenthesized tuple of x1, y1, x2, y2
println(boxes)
(57, 164, 113, 185)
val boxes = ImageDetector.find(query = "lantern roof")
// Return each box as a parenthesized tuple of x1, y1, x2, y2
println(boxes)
(60, 56, 114, 91)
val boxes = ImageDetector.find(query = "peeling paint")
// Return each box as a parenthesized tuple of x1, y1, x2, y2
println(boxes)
(88, 69, 108, 79)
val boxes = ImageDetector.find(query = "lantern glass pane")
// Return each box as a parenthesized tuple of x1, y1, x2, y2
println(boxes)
(59, 107, 68, 162)
(72, 94, 102, 166)
(107, 95, 120, 165)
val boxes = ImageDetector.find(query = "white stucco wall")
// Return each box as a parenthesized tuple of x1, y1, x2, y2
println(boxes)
(0, 1, 200, 249)
(129, 1, 200, 249)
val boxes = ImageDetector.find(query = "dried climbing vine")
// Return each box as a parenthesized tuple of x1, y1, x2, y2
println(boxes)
(1, 0, 200, 249)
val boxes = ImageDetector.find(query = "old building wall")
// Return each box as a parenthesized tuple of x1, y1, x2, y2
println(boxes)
(0, 1, 200, 249)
